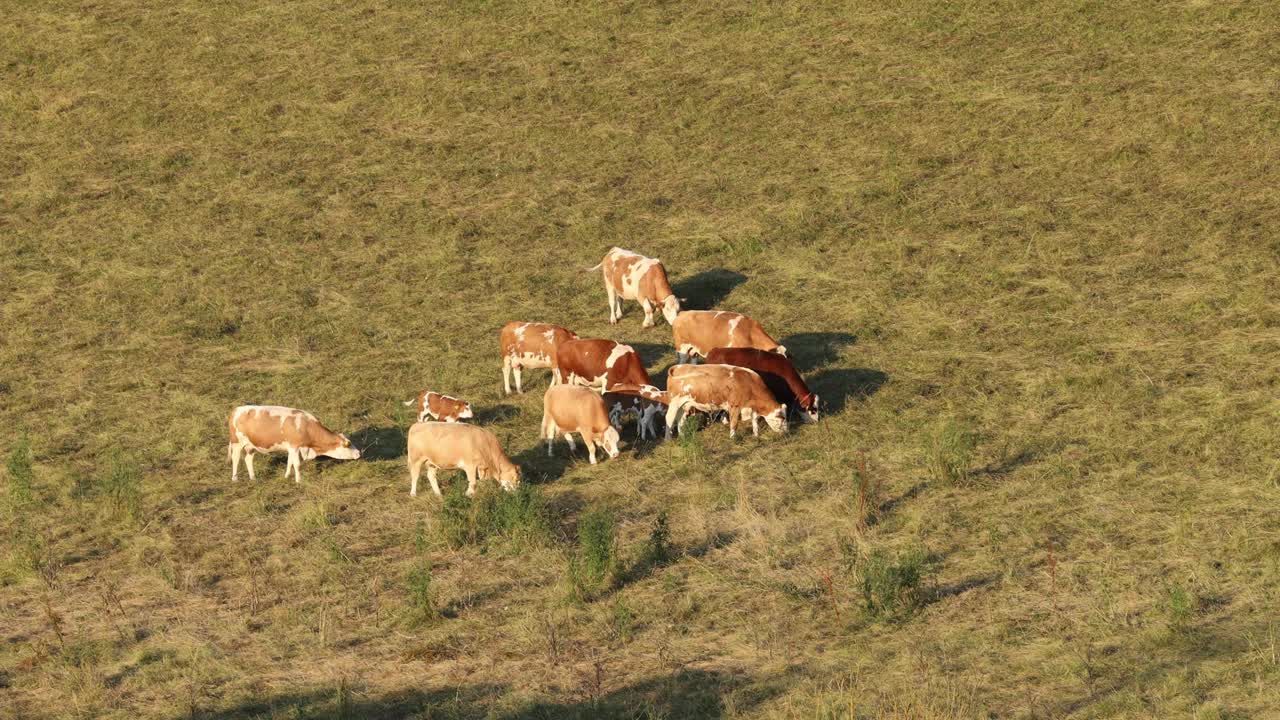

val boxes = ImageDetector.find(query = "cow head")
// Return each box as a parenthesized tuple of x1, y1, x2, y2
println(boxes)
(459, 403, 474, 421)
(324, 434, 361, 460)
(662, 295, 681, 325)
(601, 426, 622, 459)
(498, 462, 521, 491)
(765, 405, 788, 433)
(772, 345, 788, 357)
(802, 394, 820, 423)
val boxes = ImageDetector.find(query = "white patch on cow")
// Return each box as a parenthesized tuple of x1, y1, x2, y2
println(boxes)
(515, 323, 528, 340)
(543, 329, 555, 342)
(620, 258, 659, 298)
(727, 316, 742, 342)
(604, 343, 633, 369)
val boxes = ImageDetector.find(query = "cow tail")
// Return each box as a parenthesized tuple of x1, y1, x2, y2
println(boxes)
(403, 398, 417, 407)
(582, 261, 603, 273)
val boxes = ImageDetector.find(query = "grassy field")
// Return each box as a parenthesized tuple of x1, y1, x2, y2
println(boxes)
(3, 0, 1280, 717)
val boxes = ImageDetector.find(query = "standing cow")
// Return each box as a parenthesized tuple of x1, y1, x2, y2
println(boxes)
(602, 384, 669, 440)
(403, 390, 474, 423)
(585, 247, 681, 328)
(406, 422, 521, 497)
(665, 364, 787, 438)
(228, 405, 360, 483)
(500, 321, 579, 395)
(555, 338, 651, 393)
(541, 384, 622, 464)
(671, 310, 786, 363)
(705, 347, 820, 422)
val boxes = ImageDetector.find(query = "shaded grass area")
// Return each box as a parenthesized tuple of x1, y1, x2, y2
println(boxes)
(3, 0, 1280, 717)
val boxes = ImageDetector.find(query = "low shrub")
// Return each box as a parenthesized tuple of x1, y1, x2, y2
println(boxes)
(435, 483, 550, 551)
(926, 419, 977, 486)
(858, 546, 929, 620)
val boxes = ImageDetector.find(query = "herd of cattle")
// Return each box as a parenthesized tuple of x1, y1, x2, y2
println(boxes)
(227, 247, 823, 496)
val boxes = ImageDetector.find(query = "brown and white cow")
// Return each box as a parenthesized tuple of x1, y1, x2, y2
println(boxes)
(402, 390, 474, 423)
(602, 384, 669, 440)
(665, 364, 787, 438)
(406, 422, 521, 497)
(705, 347, 820, 422)
(541, 384, 622, 464)
(555, 338, 651, 393)
(585, 247, 681, 328)
(671, 310, 786, 363)
(228, 405, 360, 483)
(500, 321, 579, 395)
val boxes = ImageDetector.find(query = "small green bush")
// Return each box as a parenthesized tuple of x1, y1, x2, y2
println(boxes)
(435, 484, 549, 551)
(858, 546, 928, 620)
(927, 419, 978, 486)
(568, 507, 618, 601)
(6, 434, 34, 509)
(641, 511, 673, 568)
(102, 451, 143, 524)
(406, 560, 437, 625)
(1165, 584, 1195, 632)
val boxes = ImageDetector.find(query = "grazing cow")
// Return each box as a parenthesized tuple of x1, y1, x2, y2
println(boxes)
(602, 384, 669, 440)
(227, 405, 360, 483)
(705, 347, 820, 422)
(500, 321, 579, 395)
(671, 310, 786, 363)
(406, 422, 521, 497)
(585, 247, 681, 327)
(665, 364, 787, 438)
(541, 384, 622, 464)
(555, 338, 651, 393)
(402, 390, 474, 424)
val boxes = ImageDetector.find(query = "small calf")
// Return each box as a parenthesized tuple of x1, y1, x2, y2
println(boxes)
(602, 384, 669, 441)
(406, 422, 521, 497)
(541, 384, 622, 464)
(403, 390, 474, 423)
(228, 405, 360, 483)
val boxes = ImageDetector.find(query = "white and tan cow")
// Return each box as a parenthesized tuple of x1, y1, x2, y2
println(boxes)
(671, 310, 786, 364)
(541, 384, 622, 464)
(406, 422, 521, 497)
(585, 247, 681, 328)
(665, 364, 788, 438)
(555, 338, 652, 394)
(403, 390, 474, 423)
(500, 321, 579, 395)
(227, 405, 360, 483)
(602, 384, 669, 440)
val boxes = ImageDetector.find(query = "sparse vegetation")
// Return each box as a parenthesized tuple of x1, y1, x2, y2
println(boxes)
(3, 0, 1279, 716)
(569, 507, 619, 601)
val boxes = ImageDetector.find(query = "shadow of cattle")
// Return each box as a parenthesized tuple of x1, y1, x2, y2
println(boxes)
(511, 442, 575, 484)
(808, 368, 888, 414)
(672, 269, 748, 310)
(348, 425, 407, 461)
(626, 341, 675, 371)
(191, 665, 784, 720)
(475, 403, 520, 425)
(780, 332, 858, 372)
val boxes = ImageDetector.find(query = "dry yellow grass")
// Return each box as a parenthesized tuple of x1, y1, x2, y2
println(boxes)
(3, 0, 1280, 718)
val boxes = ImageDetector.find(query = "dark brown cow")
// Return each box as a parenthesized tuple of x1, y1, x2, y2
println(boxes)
(228, 405, 360, 483)
(585, 247, 681, 327)
(555, 338, 651, 393)
(500, 321, 579, 395)
(705, 347, 820, 422)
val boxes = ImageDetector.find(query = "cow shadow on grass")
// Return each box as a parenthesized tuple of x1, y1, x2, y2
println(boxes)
(192, 667, 782, 719)
(781, 332, 858, 372)
(673, 269, 748, 310)
(808, 368, 888, 414)
(475, 403, 520, 425)
(349, 426, 408, 461)
(629, 342, 675, 370)
(512, 443, 575, 484)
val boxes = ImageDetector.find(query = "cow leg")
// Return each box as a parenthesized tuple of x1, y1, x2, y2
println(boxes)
(641, 298, 655, 328)
(543, 415, 556, 456)
(502, 357, 512, 395)
(291, 450, 304, 483)
(606, 283, 619, 324)
(586, 435, 598, 465)
(751, 411, 762, 437)
(427, 466, 442, 497)
(230, 444, 242, 481)
(551, 366, 562, 386)
(665, 398, 688, 439)
(728, 407, 740, 438)
(563, 433, 577, 454)
(464, 465, 478, 497)
(408, 457, 421, 496)
(283, 450, 294, 479)
(244, 451, 256, 481)
(514, 365, 524, 394)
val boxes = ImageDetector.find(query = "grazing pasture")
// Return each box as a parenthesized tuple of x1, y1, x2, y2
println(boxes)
(3, 0, 1280, 717)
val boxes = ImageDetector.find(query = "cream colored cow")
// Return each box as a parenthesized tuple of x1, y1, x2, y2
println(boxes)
(406, 422, 521, 497)
(671, 310, 786, 363)
(541, 384, 622, 464)
(665, 364, 787, 438)
(227, 405, 360, 483)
